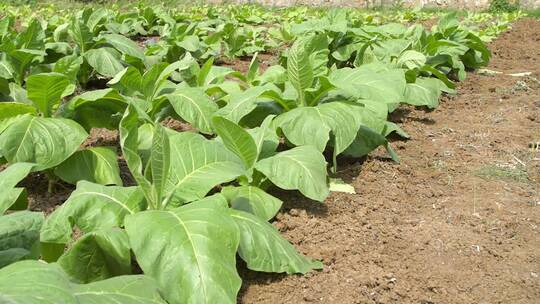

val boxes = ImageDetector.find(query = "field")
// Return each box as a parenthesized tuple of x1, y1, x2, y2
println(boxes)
(0, 1, 538, 303)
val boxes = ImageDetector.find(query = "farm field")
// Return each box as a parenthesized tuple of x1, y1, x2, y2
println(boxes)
(240, 18, 540, 304)
(0, 1, 538, 303)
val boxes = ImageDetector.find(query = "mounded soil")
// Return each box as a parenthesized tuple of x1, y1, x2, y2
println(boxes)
(239, 18, 540, 304)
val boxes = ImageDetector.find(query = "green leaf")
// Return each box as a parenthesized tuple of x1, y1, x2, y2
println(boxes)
(148, 124, 170, 203)
(0, 102, 36, 121)
(0, 260, 166, 303)
(58, 228, 131, 283)
(329, 66, 406, 104)
(0, 115, 87, 171)
(64, 88, 127, 130)
(85, 47, 124, 78)
(403, 77, 442, 108)
(74, 274, 166, 303)
(215, 86, 267, 124)
(119, 105, 156, 208)
(246, 115, 279, 160)
(166, 87, 218, 135)
(108, 67, 143, 96)
(275, 102, 360, 156)
(40, 181, 145, 246)
(165, 132, 245, 204)
(212, 116, 258, 169)
(344, 126, 399, 162)
(397, 50, 426, 70)
(287, 40, 313, 106)
(222, 186, 282, 221)
(124, 197, 241, 304)
(255, 146, 329, 201)
(69, 19, 93, 53)
(102, 33, 145, 60)
(16, 19, 45, 49)
(142, 59, 192, 100)
(26, 73, 71, 117)
(53, 55, 83, 82)
(197, 57, 214, 87)
(54, 146, 122, 186)
(0, 211, 43, 267)
(247, 53, 259, 83)
(0, 162, 34, 214)
(230, 209, 322, 274)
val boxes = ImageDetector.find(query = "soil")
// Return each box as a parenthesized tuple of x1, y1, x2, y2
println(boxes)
(219, 52, 277, 74)
(239, 18, 540, 304)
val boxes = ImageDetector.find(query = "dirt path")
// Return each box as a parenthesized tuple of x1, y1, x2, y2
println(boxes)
(240, 18, 540, 304)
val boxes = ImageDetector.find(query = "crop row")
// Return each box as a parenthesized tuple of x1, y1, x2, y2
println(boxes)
(0, 5, 518, 304)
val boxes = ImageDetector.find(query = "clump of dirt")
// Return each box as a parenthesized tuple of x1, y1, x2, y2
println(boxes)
(239, 18, 540, 304)
(82, 128, 119, 148)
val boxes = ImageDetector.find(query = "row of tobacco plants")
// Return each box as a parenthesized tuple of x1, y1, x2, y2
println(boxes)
(0, 4, 515, 303)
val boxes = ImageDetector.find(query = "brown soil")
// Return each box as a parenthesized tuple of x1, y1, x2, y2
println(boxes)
(239, 18, 540, 304)
(219, 52, 277, 73)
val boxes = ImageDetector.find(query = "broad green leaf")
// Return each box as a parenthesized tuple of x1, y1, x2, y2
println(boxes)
(344, 126, 399, 162)
(0, 162, 34, 214)
(53, 55, 83, 82)
(16, 19, 45, 50)
(0, 261, 75, 303)
(85, 47, 124, 78)
(167, 88, 218, 135)
(0, 260, 166, 303)
(102, 34, 145, 60)
(86, 8, 109, 33)
(0, 211, 43, 267)
(0, 102, 36, 122)
(0, 60, 14, 79)
(58, 228, 131, 283)
(5, 49, 46, 84)
(222, 186, 282, 221)
(142, 59, 193, 100)
(7, 83, 31, 105)
(403, 77, 442, 108)
(230, 209, 322, 274)
(0, 115, 87, 171)
(69, 19, 93, 53)
(125, 197, 241, 304)
(397, 50, 426, 70)
(165, 132, 245, 204)
(74, 274, 166, 303)
(40, 181, 145, 246)
(212, 116, 258, 169)
(64, 88, 127, 130)
(329, 67, 406, 104)
(287, 40, 313, 106)
(255, 146, 329, 201)
(54, 147, 122, 186)
(108, 67, 143, 96)
(26, 73, 71, 117)
(215, 85, 267, 123)
(275, 102, 360, 156)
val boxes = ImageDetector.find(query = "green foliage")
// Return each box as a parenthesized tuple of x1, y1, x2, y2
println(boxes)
(0, 2, 513, 302)
(489, 0, 520, 13)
